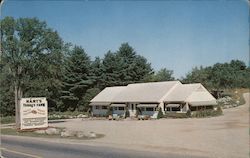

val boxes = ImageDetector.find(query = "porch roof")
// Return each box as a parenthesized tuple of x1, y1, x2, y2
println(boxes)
(166, 104, 181, 108)
(137, 104, 158, 108)
(110, 104, 126, 107)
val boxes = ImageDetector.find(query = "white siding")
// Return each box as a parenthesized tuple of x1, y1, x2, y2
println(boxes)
(92, 106, 108, 116)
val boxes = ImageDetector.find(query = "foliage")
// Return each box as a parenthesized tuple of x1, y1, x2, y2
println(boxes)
(157, 107, 163, 119)
(80, 88, 101, 111)
(60, 46, 92, 111)
(1, 116, 15, 124)
(105, 106, 113, 117)
(164, 112, 189, 118)
(125, 108, 130, 118)
(100, 43, 153, 88)
(182, 60, 250, 90)
(191, 107, 223, 118)
(1, 17, 64, 117)
(48, 111, 87, 120)
(153, 68, 175, 82)
(1, 16, 249, 117)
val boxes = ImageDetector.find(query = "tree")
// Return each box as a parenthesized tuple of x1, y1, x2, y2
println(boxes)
(80, 88, 101, 111)
(182, 60, 250, 90)
(116, 43, 153, 84)
(60, 46, 93, 111)
(100, 51, 123, 88)
(1, 17, 64, 126)
(90, 57, 104, 89)
(153, 68, 175, 82)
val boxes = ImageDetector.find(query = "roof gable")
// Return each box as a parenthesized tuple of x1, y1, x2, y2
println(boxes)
(90, 86, 126, 102)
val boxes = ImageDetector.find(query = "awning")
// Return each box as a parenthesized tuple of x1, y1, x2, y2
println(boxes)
(166, 104, 181, 108)
(137, 104, 158, 108)
(89, 102, 110, 106)
(110, 104, 126, 107)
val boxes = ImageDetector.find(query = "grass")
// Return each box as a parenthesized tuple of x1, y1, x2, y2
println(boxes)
(1, 116, 15, 124)
(1, 128, 105, 140)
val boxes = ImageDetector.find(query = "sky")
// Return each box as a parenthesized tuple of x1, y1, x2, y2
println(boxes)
(2, 0, 249, 78)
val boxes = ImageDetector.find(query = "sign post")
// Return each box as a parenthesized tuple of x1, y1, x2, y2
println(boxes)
(20, 97, 48, 130)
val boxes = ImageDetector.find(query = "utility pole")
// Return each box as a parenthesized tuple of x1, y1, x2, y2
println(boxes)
(0, 0, 5, 157)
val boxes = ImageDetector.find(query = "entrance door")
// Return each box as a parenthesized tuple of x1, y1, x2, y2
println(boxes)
(129, 103, 137, 117)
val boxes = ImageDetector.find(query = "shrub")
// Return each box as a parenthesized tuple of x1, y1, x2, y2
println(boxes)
(186, 110, 191, 117)
(105, 107, 112, 117)
(157, 107, 163, 119)
(164, 112, 189, 118)
(125, 109, 130, 118)
(1, 116, 15, 124)
(191, 108, 223, 118)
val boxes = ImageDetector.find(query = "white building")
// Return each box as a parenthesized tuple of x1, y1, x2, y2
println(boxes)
(90, 81, 217, 118)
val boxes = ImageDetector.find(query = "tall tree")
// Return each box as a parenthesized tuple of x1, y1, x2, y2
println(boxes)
(1, 17, 64, 126)
(116, 43, 152, 84)
(152, 68, 175, 82)
(60, 46, 92, 111)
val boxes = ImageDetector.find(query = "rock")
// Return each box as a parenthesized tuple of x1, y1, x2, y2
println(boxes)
(60, 129, 76, 137)
(45, 128, 60, 135)
(77, 114, 88, 118)
(76, 131, 85, 138)
(34, 130, 46, 134)
(86, 132, 96, 138)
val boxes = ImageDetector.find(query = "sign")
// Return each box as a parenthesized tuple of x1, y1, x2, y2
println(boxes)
(20, 97, 48, 130)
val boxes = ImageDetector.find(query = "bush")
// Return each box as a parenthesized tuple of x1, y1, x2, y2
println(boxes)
(191, 107, 223, 118)
(157, 107, 163, 119)
(186, 110, 191, 117)
(48, 111, 88, 120)
(1, 116, 15, 124)
(125, 109, 130, 118)
(105, 107, 112, 117)
(164, 112, 189, 118)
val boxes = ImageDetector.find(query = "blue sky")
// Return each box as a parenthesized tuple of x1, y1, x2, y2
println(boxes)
(3, 0, 249, 78)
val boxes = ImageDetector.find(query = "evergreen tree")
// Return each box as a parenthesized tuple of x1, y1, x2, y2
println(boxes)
(60, 46, 93, 111)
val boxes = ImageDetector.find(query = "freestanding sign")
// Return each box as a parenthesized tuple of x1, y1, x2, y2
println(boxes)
(20, 97, 48, 130)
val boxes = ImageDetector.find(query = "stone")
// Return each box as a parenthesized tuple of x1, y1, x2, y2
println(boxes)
(45, 128, 60, 135)
(76, 131, 85, 138)
(86, 132, 96, 138)
(60, 129, 76, 137)
(77, 114, 88, 118)
(34, 130, 46, 134)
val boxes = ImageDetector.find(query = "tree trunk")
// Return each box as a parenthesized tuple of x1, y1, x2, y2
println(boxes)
(14, 66, 23, 129)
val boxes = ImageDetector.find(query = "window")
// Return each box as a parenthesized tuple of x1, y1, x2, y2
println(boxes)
(102, 106, 107, 109)
(145, 107, 154, 111)
(171, 107, 180, 111)
(118, 107, 124, 111)
(113, 107, 118, 111)
(95, 106, 99, 109)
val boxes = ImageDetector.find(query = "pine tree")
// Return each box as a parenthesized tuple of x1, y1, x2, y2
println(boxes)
(61, 46, 93, 111)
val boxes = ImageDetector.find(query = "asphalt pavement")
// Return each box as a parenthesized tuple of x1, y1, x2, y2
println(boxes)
(1, 136, 208, 158)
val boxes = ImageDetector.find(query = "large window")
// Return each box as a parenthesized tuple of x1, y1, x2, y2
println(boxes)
(145, 107, 154, 111)
(95, 106, 99, 109)
(102, 106, 107, 109)
(172, 106, 180, 111)
(118, 107, 125, 111)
